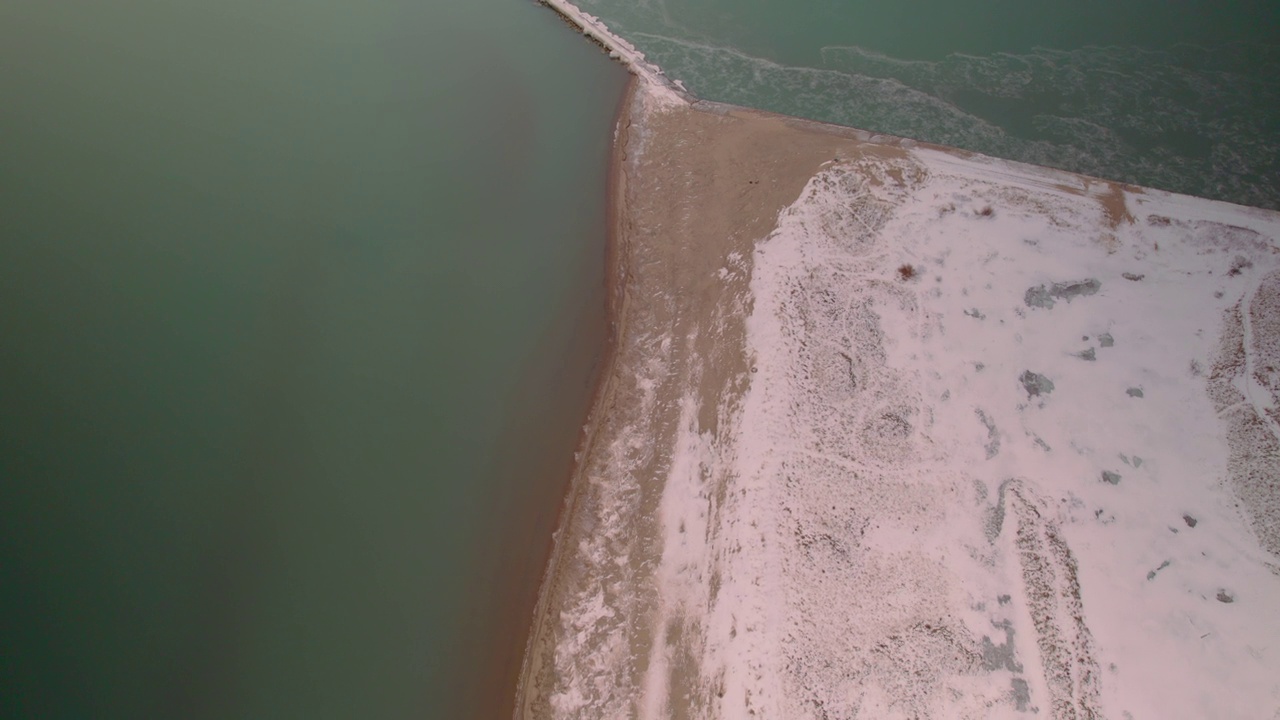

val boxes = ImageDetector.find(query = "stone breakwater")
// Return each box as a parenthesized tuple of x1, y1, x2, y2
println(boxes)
(536, 0, 690, 105)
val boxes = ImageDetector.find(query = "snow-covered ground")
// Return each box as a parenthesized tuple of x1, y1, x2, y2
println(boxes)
(648, 147, 1280, 718)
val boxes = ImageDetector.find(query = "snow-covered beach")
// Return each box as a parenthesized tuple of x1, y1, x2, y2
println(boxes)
(703, 138, 1280, 719)
(520, 7, 1280, 718)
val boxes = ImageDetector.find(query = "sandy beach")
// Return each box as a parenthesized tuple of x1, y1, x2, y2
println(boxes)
(516, 66, 1280, 718)
(517, 79, 858, 718)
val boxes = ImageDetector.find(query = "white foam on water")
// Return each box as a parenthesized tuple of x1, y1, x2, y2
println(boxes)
(624, 33, 1280, 210)
(550, 1, 1279, 208)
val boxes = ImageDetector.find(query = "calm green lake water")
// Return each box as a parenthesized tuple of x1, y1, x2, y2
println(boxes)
(581, 0, 1280, 208)
(0, 1, 625, 717)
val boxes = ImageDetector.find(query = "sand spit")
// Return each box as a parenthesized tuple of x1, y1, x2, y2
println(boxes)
(517, 77, 1280, 719)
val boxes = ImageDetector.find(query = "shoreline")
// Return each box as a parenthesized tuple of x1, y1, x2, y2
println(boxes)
(463, 67, 631, 718)
(512, 73, 640, 718)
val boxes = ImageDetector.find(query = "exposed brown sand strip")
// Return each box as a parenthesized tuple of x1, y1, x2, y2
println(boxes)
(515, 81, 934, 720)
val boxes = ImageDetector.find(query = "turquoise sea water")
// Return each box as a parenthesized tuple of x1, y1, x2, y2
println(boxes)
(580, 0, 1280, 209)
(0, 1, 625, 717)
